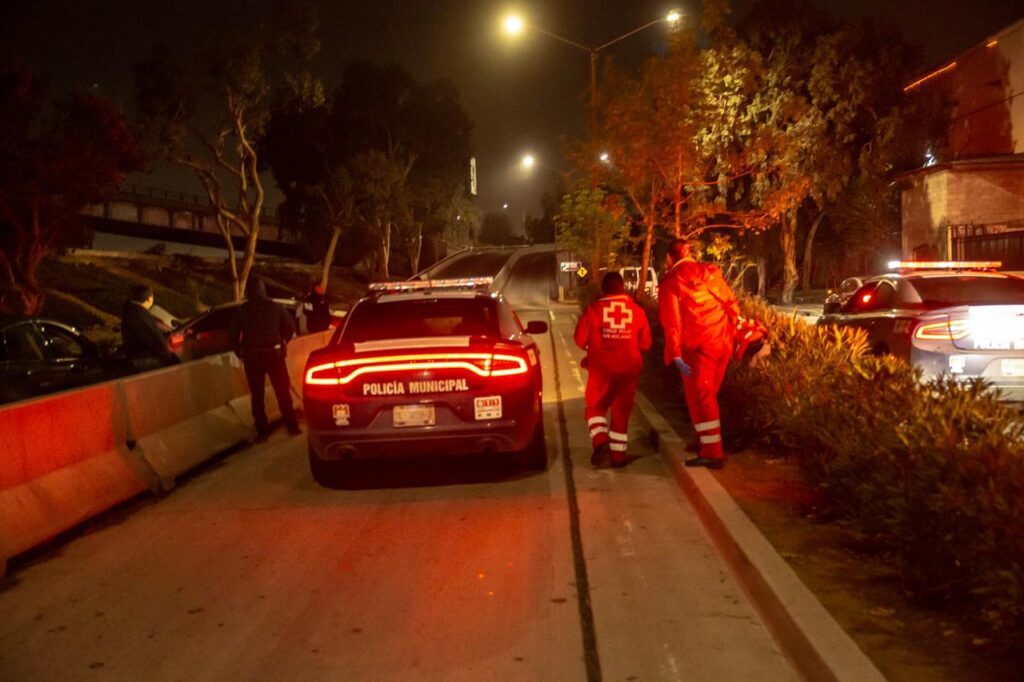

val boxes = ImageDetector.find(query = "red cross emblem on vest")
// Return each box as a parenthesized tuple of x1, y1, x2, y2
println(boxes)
(602, 300, 632, 330)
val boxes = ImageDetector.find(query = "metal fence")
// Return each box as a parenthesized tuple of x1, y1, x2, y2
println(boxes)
(950, 222, 1024, 269)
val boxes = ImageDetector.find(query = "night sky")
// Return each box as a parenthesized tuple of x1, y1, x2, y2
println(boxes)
(2, 1, 1021, 219)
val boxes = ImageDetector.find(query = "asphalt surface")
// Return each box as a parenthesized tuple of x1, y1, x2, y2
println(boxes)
(0, 256, 799, 682)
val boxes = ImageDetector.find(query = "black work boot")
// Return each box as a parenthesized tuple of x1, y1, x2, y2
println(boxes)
(591, 442, 611, 466)
(684, 455, 725, 470)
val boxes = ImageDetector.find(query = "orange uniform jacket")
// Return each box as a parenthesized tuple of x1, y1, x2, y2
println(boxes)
(658, 259, 739, 364)
(574, 294, 652, 374)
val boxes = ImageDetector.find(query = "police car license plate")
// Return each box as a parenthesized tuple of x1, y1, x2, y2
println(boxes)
(1002, 359, 1024, 377)
(393, 404, 435, 427)
(474, 395, 502, 420)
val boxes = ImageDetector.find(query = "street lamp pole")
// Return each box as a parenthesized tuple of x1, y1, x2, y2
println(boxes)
(505, 13, 680, 110)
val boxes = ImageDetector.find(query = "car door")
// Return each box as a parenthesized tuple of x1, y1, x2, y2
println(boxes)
(0, 322, 55, 398)
(184, 307, 238, 360)
(37, 322, 106, 391)
(842, 281, 898, 353)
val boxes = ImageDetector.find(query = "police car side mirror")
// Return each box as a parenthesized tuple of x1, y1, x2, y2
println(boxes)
(525, 321, 548, 335)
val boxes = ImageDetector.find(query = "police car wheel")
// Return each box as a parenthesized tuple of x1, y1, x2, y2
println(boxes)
(518, 423, 547, 471)
(308, 443, 346, 488)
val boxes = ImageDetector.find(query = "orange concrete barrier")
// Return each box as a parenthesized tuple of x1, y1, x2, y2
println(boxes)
(0, 382, 150, 574)
(0, 329, 333, 574)
(121, 353, 250, 491)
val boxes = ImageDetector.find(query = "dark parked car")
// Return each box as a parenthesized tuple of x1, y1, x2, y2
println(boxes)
(823, 276, 867, 314)
(303, 278, 547, 485)
(169, 298, 344, 361)
(817, 261, 1024, 400)
(0, 317, 127, 404)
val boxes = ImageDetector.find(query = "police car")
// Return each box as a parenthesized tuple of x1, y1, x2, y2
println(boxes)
(817, 261, 1024, 400)
(303, 278, 548, 484)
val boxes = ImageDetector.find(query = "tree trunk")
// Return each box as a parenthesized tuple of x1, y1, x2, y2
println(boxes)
(320, 226, 342, 290)
(801, 211, 825, 293)
(409, 226, 423, 275)
(378, 220, 392, 280)
(237, 220, 259, 302)
(638, 213, 656, 302)
(756, 243, 767, 299)
(780, 212, 798, 304)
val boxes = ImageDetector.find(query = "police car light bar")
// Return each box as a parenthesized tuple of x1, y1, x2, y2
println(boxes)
(886, 260, 1002, 271)
(368, 277, 495, 293)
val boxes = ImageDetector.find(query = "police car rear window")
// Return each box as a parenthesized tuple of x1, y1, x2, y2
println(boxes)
(909, 276, 1024, 307)
(343, 299, 500, 342)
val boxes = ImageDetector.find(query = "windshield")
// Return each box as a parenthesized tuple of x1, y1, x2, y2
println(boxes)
(342, 298, 500, 342)
(909, 276, 1024, 307)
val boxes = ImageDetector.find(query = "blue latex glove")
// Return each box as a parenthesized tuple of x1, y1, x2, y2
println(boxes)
(673, 356, 692, 377)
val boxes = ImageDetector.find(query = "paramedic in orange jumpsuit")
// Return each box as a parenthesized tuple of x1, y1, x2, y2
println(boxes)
(574, 272, 652, 467)
(659, 238, 739, 469)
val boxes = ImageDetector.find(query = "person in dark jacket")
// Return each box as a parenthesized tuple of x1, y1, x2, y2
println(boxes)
(301, 281, 331, 333)
(228, 275, 301, 442)
(122, 285, 178, 371)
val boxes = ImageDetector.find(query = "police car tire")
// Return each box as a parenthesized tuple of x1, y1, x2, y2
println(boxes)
(520, 423, 547, 471)
(308, 443, 346, 488)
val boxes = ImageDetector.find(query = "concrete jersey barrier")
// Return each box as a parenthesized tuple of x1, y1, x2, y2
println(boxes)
(0, 382, 150, 575)
(0, 330, 333, 575)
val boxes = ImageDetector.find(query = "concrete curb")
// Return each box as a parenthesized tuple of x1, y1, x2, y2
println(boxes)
(633, 392, 886, 682)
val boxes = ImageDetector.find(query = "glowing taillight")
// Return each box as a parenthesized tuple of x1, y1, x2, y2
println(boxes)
(169, 332, 185, 348)
(914, 320, 969, 341)
(304, 352, 530, 386)
(861, 293, 872, 304)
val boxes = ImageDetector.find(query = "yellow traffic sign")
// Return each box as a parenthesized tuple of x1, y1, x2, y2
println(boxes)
(577, 266, 588, 278)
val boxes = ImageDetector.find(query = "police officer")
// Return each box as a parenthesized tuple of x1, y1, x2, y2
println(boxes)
(302, 281, 331, 333)
(659, 238, 739, 469)
(228, 275, 301, 442)
(574, 272, 652, 467)
(121, 285, 178, 371)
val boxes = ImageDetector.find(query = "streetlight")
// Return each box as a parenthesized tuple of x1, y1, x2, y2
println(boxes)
(599, 151, 611, 164)
(501, 10, 683, 108)
(520, 153, 536, 170)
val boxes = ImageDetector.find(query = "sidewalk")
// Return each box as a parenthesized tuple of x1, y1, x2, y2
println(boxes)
(547, 309, 800, 682)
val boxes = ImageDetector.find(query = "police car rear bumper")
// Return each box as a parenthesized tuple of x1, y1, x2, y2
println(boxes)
(308, 410, 539, 460)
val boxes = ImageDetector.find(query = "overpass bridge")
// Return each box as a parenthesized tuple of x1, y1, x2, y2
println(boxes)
(80, 183, 303, 259)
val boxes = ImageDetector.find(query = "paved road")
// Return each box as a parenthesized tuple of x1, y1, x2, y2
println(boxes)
(0, 303, 798, 682)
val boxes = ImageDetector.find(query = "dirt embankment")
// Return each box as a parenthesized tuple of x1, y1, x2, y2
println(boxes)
(35, 252, 367, 347)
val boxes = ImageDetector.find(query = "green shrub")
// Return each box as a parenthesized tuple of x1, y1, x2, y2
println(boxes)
(721, 295, 1024, 635)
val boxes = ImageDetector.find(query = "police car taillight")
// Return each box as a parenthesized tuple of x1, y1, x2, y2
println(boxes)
(914, 320, 970, 341)
(305, 351, 529, 386)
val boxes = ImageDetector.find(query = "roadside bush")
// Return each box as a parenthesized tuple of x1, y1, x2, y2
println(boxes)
(721, 296, 1024, 635)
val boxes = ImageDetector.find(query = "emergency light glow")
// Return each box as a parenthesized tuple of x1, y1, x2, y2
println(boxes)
(305, 352, 529, 385)
(887, 260, 1001, 271)
(369, 277, 495, 293)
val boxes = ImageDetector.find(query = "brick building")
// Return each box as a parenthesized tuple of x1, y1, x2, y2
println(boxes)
(899, 17, 1024, 264)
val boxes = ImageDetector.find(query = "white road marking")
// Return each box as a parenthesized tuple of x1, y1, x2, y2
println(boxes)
(617, 519, 637, 557)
